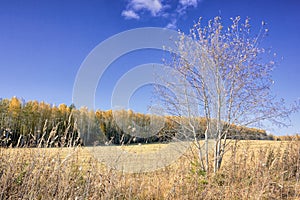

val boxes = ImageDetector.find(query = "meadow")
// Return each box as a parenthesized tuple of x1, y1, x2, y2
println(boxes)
(0, 139, 299, 199)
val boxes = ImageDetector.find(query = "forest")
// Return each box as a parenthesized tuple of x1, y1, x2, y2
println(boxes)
(0, 97, 273, 148)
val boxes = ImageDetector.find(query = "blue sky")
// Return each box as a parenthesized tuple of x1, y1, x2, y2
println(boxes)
(0, 0, 299, 135)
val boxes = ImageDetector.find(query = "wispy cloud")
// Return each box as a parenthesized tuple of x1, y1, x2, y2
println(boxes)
(176, 0, 201, 16)
(122, 0, 203, 28)
(131, 0, 163, 16)
(122, 0, 164, 19)
(122, 10, 140, 19)
(166, 19, 177, 29)
(179, 0, 199, 8)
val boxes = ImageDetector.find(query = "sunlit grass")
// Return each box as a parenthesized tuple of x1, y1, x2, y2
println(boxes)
(1, 140, 299, 199)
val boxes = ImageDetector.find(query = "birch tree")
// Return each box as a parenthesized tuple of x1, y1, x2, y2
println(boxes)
(156, 16, 299, 172)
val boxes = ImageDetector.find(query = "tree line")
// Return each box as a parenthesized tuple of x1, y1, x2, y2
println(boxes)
(0, 97, 273, 147)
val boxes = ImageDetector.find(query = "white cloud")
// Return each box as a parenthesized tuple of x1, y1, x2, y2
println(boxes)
(127, 0, 164, 17)
(177, 0, 202, 16)
(166, 19, 177, 29)
(122, 10, 140, 19)
(179, 0, 199, 8)
(122, 0, 203, 29)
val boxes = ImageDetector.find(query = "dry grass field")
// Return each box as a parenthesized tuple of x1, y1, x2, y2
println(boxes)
(0, 140, 299, 199)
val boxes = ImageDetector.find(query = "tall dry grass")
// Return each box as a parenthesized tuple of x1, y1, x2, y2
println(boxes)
(0, 140, 299, 199)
